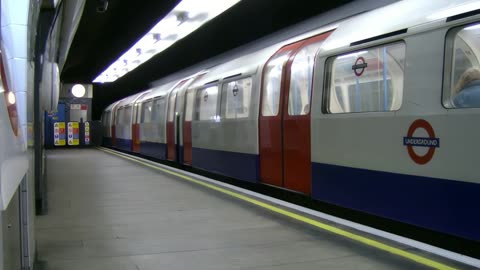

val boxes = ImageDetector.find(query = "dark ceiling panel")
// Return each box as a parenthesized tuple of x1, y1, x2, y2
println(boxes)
(61, 0, 180, 82)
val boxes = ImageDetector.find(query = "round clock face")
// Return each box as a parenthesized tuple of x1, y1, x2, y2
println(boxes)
(1, 52, 19, 136)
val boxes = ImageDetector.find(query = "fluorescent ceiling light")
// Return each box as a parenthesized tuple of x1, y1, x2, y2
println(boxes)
(94, 0, 242, 83)
(427, 1, 480, 20)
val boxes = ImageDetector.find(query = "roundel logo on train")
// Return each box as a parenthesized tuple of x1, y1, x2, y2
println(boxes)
(352, 57, 368, 77)
(403, 119, 440, 165)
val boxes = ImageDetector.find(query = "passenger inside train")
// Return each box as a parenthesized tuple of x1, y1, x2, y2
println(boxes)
(448, 22, 480, 108)
(453, 67, 480, 107)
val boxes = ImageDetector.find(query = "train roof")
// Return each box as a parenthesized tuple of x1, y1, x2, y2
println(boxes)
(137, 80, 178, 102)
(320, 0, 479, 54)
(115, 91, 147, 109)
(104, 100, 122, 112)
(188, 44, 281, 89)
(104, 0, 480, 112)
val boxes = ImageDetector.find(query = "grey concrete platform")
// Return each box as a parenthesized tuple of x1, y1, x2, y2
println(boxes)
(36, 149, 452, 270)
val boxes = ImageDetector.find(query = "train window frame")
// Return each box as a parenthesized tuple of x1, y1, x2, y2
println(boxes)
(220, 76, 253, 119)
(442, 22, 480, 109)
(194, 84, 219, 121)
(323, 41, 406, 114)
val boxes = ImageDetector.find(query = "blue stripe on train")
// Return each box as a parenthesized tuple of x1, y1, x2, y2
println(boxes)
(115, 138, 132, 152)
(140, 141, 167, 160)
(192, 147, 259, 183)
(311, 162, 480, 241)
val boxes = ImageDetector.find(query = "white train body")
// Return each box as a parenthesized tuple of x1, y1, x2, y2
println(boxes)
(102, 0, 480, 242)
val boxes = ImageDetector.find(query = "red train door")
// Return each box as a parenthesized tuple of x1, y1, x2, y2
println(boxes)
(259, 31, 331, 194)
(166, 89, 178, 161)
(132, 103, 141, 153)
(259, 43, 303, 187)
(183, 89, 195, 165)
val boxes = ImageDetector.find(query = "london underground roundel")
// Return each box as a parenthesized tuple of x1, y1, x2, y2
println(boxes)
(0, 52, 19, 136)
(403, 119, 439, 165)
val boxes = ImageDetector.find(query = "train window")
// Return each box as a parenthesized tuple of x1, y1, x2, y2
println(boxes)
(124, 106, 132, 123)
(195, 86, 218, 120)
(443, 22, 480, 108)
(262, 51, 289, 116)
(288, 42, 321, 115)
(141, 100, 153, 123)
(222, 77, 252, 119)
(325, 42, 405, 113)
(151, 97, 166, 123)
(116, 108, 124, 125)
(134, 104, 141, 124)
(167, 90, 177, 122)
(185, 89, 195, 121)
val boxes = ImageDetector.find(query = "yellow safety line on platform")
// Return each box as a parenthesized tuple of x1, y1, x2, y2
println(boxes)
(98, 147, 457, 270)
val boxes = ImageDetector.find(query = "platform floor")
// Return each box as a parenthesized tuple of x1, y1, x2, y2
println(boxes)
(36, 149, 449, 270)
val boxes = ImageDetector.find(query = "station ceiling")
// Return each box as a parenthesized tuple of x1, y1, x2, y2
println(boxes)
(60, 0, 355, 118)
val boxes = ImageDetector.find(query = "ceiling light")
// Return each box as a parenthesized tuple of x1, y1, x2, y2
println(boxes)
(93, 0, 242, 83)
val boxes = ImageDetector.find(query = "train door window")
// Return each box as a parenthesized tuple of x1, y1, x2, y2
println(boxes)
(124, 106, 132, 124)
(262, 51, 289, 116)
(185, 89, 195, 121)
(222, 77, 252, 119)
(195, 86, 218, 120)
(134, 104, 141, 124)
(288, 42, 321, 115)
(325, 42, 405, 113)
(443, 22, 480, 108)
(116, 108, 124, 125)
(142, 100, 153, 123)
(167, 90, 177, 122)
(152, 97, 166, 123)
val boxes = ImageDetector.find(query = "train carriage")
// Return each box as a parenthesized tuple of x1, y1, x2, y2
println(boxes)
(309, 0, 480, 241)
(101, 100, 122, 147)
(112, 93, 150, 152)
(102, 0, 480, 244)
(135, 82, 175, 159)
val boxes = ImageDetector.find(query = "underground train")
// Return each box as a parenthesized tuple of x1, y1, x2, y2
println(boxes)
(102, 0, 480, 243)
